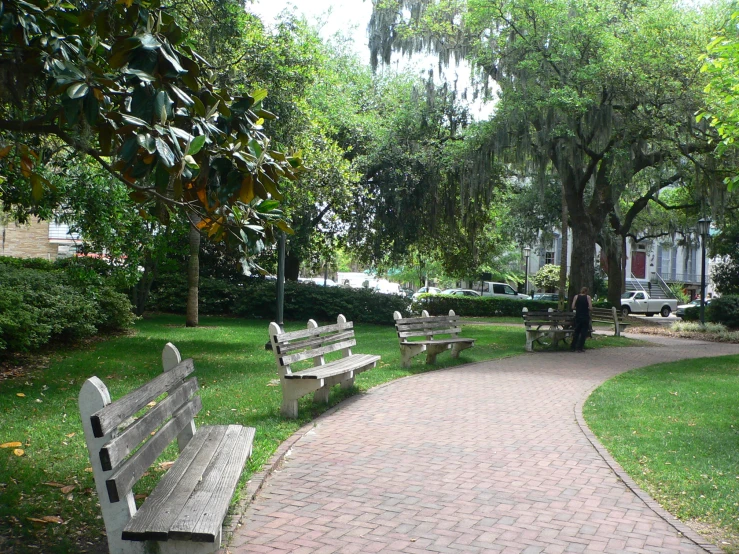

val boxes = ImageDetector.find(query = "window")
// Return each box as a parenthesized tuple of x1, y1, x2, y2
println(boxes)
(545, 251, 555, 265)
(634, 292, 645, 300)
(493, 284, 505, 294)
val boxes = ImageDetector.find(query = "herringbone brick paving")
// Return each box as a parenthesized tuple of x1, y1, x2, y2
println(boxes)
(226, 336, 739, 553)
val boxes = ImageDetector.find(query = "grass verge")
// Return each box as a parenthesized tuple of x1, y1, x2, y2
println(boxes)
(0, 314, 640, 553)
(583, 355, 739, 552)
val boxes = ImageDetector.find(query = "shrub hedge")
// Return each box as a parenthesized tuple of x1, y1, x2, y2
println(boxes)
(707, 295, 739, 328)
(417, 294, 558, 317)
(682, 306, 700, 322)
(148, 276, 412, 325)
(0, 259, 136, 353)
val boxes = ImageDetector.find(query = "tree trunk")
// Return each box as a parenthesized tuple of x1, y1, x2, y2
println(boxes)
(132, 254, 157, 316)
(602, 235, 623, 307)
(558, 184, 569, 309)
(567, 221, 597, 302)
(186, 223, 200, 328)
(284, 250, 300, 281)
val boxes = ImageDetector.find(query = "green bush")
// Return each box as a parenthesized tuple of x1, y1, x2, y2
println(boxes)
(682, 306, 700, 322)
(418, 294, 558, 317)
(0, 260, 136, 353)
(707, 295, 739, 328)
(148, 276, 411, 325)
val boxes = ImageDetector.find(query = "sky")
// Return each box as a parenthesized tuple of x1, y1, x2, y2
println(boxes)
(248, 0, 497, 119)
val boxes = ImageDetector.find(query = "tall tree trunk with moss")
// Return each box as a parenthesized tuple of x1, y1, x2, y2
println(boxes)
(186, 224, 200, 327)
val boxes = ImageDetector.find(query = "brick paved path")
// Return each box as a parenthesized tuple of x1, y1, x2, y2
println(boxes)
(227, 337, 739, 553)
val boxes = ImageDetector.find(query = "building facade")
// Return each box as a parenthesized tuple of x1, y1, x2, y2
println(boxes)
(1, 218, 79, 260)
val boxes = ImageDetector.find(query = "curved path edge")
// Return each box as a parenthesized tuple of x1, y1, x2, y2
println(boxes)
(574, 386, 724, 554)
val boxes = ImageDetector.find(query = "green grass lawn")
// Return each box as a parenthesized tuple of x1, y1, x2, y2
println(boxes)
(0, 314, 639, 553)
(583, 356, 739, 552)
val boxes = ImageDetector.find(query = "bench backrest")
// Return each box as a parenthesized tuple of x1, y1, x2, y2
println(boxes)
(393, 309, 462, 341)
(269, 314, 355, 377)
(521, 307, 574, 327)
(591, 306, 620, 321)
(79, 343, 198, 552)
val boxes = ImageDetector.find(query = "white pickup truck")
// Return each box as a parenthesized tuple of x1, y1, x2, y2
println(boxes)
(620, 291, 678, 317)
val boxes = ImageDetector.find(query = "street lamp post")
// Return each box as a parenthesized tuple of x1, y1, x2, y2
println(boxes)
(697, 217, 711, 325)
(524, 246, 531, 297)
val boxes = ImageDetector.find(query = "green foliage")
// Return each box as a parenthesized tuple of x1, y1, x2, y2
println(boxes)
(0, 0, 301, 246)
(418, 294, 557, 317)
(710, 221, 739, 295)
(706, 295, 739, 328)
(668, 282, 690, 304)
(532, 264, 562, 292)
(148, 277, 411, 325)
(0, 260, 135, 353)
(682, 306, 700, 322)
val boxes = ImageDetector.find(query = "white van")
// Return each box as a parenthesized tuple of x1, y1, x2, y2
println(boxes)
(481, 282, 530, 300)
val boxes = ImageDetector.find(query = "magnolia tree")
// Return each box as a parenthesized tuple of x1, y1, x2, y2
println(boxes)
(0, 0, 301, 249)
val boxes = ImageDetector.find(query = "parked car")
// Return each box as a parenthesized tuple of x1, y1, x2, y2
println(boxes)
(299, 277, 338, 287)
(533, 293, 560, 302)
(676, 298, 711, 318)
(412, 286, 441, 300)
(440, 288, 481, 297)
(620, 291, 678, 317)
(481, 281, 531, 300)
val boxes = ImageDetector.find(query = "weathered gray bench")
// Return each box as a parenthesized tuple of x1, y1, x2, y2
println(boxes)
(522, 307, 575, 352)
(268, 315, 381, 418)
(79, 343, 255, 554)
(393, 309, 475, 367)
(591, 306, 631, 337)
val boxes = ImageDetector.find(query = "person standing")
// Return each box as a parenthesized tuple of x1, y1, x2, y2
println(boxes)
(570, 287, 592, 352)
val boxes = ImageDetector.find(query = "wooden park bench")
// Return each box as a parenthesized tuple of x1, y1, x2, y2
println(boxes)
(521, 307, 575, 352)
(79, 343, 255, 554)
(591, 306, 631, 337)
(268, 315, 381, 418)
(393, 309, 475, 368)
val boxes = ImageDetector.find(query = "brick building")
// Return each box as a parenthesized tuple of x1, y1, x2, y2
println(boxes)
(1, 218, 79, 260)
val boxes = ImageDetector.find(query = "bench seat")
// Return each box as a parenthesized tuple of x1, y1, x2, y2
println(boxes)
(123, 424, 254, 542)
(284, 354, 380, 380)
(591, 306, 631, 337)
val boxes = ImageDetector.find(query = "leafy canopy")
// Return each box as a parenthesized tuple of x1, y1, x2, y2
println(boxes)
(0, 0, 301, 246)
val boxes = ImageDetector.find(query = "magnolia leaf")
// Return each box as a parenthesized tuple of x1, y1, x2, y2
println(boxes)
(66, 82, 89, 99)
(251, 88, 268, 103)
(0, 442, 22, 448)
(187, 135, 206, 156)
(0, 145, 12, 159)
(60, 485, 75, 494)
(276, 220, 294, 235)
(30, 174, 44, 201)
(13, 449, 24, 456)
(16, 393, 25, 398)
(155, 138, 175, 168)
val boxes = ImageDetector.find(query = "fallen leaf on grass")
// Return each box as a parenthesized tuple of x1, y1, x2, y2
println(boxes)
(28, 516, 63, 524)
(0, 442, 22, 448)
(84, 467, 93, 473)
(13, 449, 24, 456)
(267, 379, 280, 387)
(60, 485, 75, 494)
(16, 393, 25, 398)
(65, 433, 75, 439)
(134, 494, 147, 500)
(146, 401, 156, 408)
(42, 482, 65, 488)
(158, 461, 174, 471)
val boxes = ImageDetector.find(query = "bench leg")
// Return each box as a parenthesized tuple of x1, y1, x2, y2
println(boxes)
(281, 380, 323, 418)
(525, 331, 535, 352)
(340, 376, 355, 390)
(450, 342, 472, 359)
(281, 398, 299, 419)
(400, 344, 425, 368)
(425, 343, 450, 365)
(313, 385, 330, 404)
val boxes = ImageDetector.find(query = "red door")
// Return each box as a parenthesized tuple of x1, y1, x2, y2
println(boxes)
(632, 251, 646, 279)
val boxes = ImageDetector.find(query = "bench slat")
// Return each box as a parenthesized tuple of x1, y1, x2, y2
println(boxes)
(395, 321, 461, 333)
(100, 378, 199, 472)
(285, 354, 380, 379)
(90, 359, 195, 438)
(400, 338, 474, 346)
(276, 330, 355, 355)
(394, 315, 456, 325)
(275, 321, 353, 343)
(398, 327, 462, 339)
(169, 425, 255, 542)
(105, 396, 202, 503)
(280, 338, 357, 366)
(121, 425, 224, 541)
